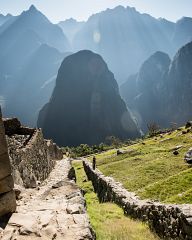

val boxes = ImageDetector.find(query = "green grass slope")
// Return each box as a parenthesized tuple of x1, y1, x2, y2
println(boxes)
(73, 161, 158, 240)
(88, 127, 192, 204)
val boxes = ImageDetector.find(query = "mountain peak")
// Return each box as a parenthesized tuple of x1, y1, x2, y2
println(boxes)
(20, 4, 49, 22)
(21, 5, 40, 17)
(29, 5, 38, 12)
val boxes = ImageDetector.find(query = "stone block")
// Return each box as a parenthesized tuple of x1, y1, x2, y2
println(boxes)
(3, 118, 21, 136)
(0, 190, 16, 217)
(0, 152, 12, 180)
(0, 175, 14, 194)
(0, 120, 8, 156)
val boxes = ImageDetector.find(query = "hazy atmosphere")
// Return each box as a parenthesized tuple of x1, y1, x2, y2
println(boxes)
(1, 1, 192, 239)
(0, 0, 192, 22)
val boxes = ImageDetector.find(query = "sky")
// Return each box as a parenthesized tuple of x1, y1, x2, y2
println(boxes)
(0, 0, 192, 23)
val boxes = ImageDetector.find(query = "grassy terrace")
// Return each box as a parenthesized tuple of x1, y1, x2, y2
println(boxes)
(88, 127, 192, 204)
(73, 161, 158, 240)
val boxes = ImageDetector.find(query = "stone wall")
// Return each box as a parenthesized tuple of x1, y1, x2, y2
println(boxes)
(4, 118, 63, 188)
(46, 139, 63, 160)
(83, 160, 192, 240)
(3, 118, 35, 137)
(0, 108, 16, 220)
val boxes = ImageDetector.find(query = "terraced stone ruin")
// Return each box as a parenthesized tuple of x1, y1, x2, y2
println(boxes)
(0, 107, 95, 239)
(0, 108, 16, 228)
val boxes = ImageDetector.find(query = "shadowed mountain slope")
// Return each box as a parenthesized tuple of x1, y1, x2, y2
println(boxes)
(38, 50, 140, 146)
(120, 41, 192, 132)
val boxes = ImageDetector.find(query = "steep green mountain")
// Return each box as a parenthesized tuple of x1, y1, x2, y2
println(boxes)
(38, 50, 140, 146)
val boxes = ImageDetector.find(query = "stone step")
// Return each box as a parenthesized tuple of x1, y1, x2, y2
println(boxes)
(1, 159, 94, 240)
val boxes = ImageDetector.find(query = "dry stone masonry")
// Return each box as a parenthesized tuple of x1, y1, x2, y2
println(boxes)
(0, 110, 95, 239)
(3, 118, 63, 188)
(2, 159, 95, 240)
(0, 108, 16, 222)
(83, 159, 192, 240)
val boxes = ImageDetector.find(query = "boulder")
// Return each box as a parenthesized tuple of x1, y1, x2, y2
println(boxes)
(117, 149, 124, 155)
(14, 184, 24, 200)
(67, 167, 76, 182)
(185, 121, 192, 129)
(0, 153, 12, 180)
(0, 107, 16, 219)
(0, 191, 16, 217)
(0, 175, 14, 194)
(173, 150, 179, 156)
(3, 118, 21, 136)
(184, 148, 192, 164)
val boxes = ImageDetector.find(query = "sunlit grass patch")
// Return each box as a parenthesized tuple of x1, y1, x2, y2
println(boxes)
(91, 128, 192, 203)
(73, 161, 158, 240)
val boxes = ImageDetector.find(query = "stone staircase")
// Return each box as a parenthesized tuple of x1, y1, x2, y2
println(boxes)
(1, 159, 95, 240)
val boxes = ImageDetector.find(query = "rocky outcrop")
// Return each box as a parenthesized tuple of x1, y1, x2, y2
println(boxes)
(4, 118, 63, 188)
(38, 50, 140, 147)
(184, 148, 192, 164)
(83, 159, 192, 240)
(0, 108, 16, 220)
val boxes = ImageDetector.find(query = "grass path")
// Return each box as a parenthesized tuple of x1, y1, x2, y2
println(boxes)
(73, 161, 159, 240)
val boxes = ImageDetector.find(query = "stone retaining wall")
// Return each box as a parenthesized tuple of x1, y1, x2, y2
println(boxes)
(46, 139, 63, 160)
(83, 160, 192, 240)
(4, 118, 63, 188)
(0, 108, 16, 220)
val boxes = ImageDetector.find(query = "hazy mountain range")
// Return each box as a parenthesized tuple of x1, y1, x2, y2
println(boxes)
(0, 5, 70, 125)
(0, 4, 192, 143)
(0, 13, 12, 26)
(120, 41, 192, 133)
(58, 18, 85, 45)
(69, 6, 192, 83)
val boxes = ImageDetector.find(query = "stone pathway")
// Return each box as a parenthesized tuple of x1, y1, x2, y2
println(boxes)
(1, 159, 94, 240)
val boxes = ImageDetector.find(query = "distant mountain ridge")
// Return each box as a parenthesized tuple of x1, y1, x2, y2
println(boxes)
(120, 41, 192, 132)
(0, 5, 69, 54)
(0, 5, 71, 126)
(0, 13, 12, 26)
(58, 18, 84, 44)
(5, 44, 70, 126)
(68, 6, 192, 83)
(1, 4, 192, 129)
